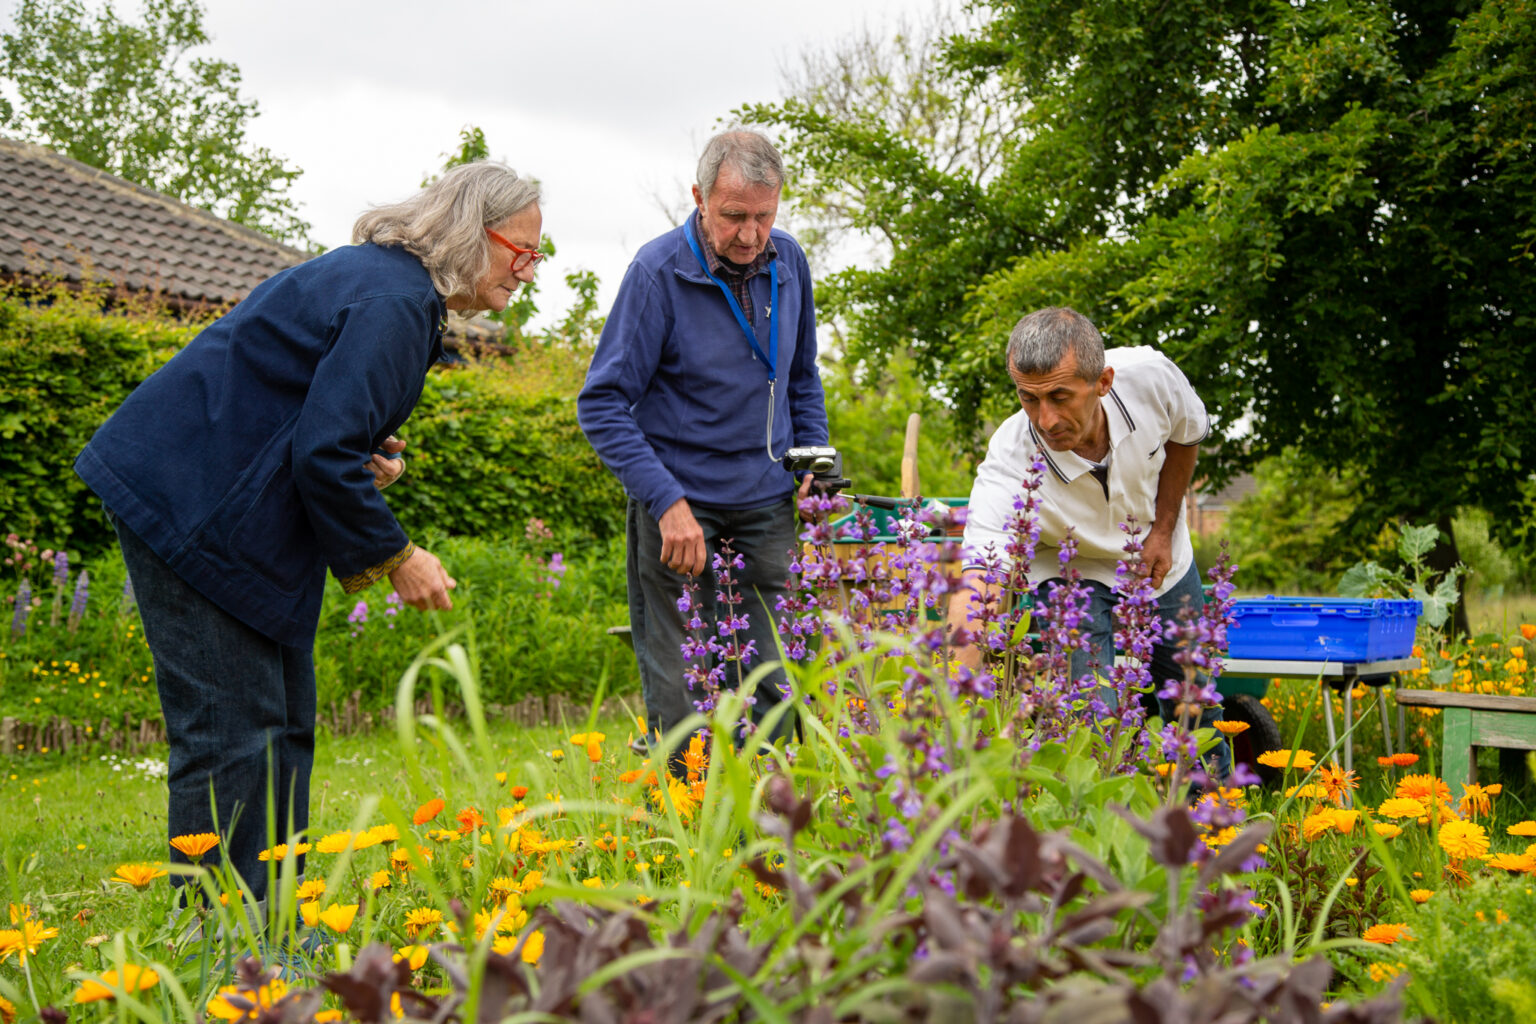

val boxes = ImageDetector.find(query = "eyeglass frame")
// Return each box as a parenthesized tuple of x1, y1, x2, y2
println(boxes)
(485, 228, 546, 273)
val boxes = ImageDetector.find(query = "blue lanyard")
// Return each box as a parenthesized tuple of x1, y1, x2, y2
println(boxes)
(683, 218, 778, 382)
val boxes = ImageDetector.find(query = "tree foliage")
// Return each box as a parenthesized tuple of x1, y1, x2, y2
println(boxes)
(0, 0, 311, 246)
(744, 0, 1536, 545)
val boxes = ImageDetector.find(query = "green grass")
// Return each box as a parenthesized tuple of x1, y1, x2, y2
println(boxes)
(0, 713, 640, 906)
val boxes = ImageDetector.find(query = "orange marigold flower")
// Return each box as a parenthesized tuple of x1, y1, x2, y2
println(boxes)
(1520, 623, 1535, 641)
(1409, 888, 1434, 903)
(1378, 797, 1427, 820)
(520, 930, 545, 965)
(315, 831, 353, 854)
(1390, 753, 1420, 767)
(1507, 820, 1536, 837)
(618, 768, 645, 784)
(510, 785, 529, 799)
(1376, 756, 1396, 767)
(1437, 819, 1490, 861)
(206, 978, 287, 1020)
(1395, 773, 1450, 803)
(1459, 782, 1498, 819)
(1286, 783, 1329, 801)
(1362, 923, 1412, 945)
(457, 807, 487, 833)
(395, 944, 431, 971)
(1374, 823, 1404, 839)
(1302, 810, 1340, 841)
(111, 863, 167, 890)
(412, 798, 446, 825)
(0, 994, 16, 1024)
(0, 920, 59, 965)
(1486, 853, 1536, 874)
(257, 842, 310, 861)
(369, 871, 391, 890)
(1257, 749, 1317, 772)
(74, 964, 160, 1004)
(319, 903, 359, 933)
(1212, 720, 1250, 736)
(296, 880, 327, 902)
(586, 740, 603, 763)
(169, 832, 220, 861)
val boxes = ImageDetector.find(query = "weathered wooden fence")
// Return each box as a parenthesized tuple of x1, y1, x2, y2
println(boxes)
(0, 691, 639, 757)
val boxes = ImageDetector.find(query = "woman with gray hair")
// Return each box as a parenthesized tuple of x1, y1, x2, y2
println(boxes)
(75, 161, 542, 910)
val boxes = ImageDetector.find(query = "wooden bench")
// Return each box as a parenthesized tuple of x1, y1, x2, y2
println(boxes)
(1393, 689, 1536, 788)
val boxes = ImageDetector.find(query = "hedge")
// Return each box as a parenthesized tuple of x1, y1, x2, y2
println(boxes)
(0, 286, 625, 558)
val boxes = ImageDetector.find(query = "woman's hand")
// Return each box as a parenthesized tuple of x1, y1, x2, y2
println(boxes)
(389, 547, 456, 610)
(367, 435, 407, 490)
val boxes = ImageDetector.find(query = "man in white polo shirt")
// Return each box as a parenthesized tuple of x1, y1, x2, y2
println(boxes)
(947, 306, 1228, 775)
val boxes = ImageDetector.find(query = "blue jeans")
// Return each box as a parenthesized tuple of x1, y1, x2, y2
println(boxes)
(1044, 563, 1231, 780)
(626, 496, 799, 748)
(115, 517, 314, 902)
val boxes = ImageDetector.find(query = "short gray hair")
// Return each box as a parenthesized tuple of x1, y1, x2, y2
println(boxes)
(696, 130, 784, 202)
(352, 161, 541, 304)
(1006, 307, 1106, 381)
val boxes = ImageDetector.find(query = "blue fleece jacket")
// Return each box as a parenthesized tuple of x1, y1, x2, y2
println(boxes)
(75, 243, 446, 647)
(577, 221, 828, 519)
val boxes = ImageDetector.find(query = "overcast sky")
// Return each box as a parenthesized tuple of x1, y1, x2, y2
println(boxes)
(12, 0, 937, 327)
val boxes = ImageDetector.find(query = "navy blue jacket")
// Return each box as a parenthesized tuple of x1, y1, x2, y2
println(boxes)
(76, 243, 446, 647)
(577, 221, 828, 519)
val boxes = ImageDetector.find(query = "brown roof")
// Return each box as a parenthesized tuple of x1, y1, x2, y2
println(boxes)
(0, 136, 311, 308)
(0, 136, 506, 347)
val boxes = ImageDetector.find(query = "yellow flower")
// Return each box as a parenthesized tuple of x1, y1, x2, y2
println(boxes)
(1437, 819, 1490, 862)
(581, 877, 604, 889)
(519, 871, 544, 893)
(257, 842, 310, 861)
(1302, 809, 1341, 841)
(366, 823, 400, 845)
(0, 920, 58, 965)
(569, 731, 607, 745)
(369, 870, 391, 890)
(1409, 889, 1433, 903)
(395, 945, 430, 971)
(1367, 962, 1403, 983)
(488, 876, 522, 903)
(1374, 823, 1404, 839)
(521, 930, 545, 964)
(74, 964, 160, 1003)
(315, 831, 353, 854)
(315, 1012, 343, 1023)
(1257, 749, 1317, 772)
(296, 880, 327, 902)
(319, 903, 359, 933)
(1377, 798, 1427, 820)
(169, 832, 220, 862)
(404, 906, 443, 939)
(1285, 783, 1329, 801)
(1507, 820, 1536, 837)
(1362, 923, 1412, 945)
(0, 995, 15, 1024)
(1152, 762, 1175, 777)
(299, 901, 321, 928)
(206, 978, 288, 1020)
(111, 863, 168, 890)
(1212, 720, 1250, 736)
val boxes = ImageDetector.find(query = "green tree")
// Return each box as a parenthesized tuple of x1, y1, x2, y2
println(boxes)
(0, 0, 310, 246)
(745, 0, 1536, 565)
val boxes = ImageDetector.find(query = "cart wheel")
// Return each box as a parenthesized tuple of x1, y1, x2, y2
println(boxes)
(1221, 692, 1284, 787)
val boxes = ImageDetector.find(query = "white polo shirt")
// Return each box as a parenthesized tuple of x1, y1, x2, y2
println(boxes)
(961, 346, 1209, 596)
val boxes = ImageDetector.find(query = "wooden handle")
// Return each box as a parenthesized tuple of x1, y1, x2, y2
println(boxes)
(901, 412, 922, 499)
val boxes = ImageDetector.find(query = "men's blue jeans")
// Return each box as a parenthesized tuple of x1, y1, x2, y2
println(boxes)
(625, 496, 799, 751)
(1044, 562, 1231, 780)
(115, 517, 314, 902)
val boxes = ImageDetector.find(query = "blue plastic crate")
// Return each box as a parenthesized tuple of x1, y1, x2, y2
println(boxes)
(1228, 597, 1422, 661)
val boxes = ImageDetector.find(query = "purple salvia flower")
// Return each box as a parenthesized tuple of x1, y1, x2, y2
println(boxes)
(10, 580, 30, 638)
(66, 570, 89, 631)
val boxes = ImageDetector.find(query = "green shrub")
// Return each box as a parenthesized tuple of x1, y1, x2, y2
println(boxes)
(1, 532, 634, 733)
(0, 285, 624, 556)
(0, 287, 201, 556)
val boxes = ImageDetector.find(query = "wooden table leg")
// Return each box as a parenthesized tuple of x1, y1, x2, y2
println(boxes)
(1442, 707, 1474, 788)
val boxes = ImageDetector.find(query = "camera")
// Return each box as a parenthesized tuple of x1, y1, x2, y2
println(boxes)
(783, 446, 849, 495)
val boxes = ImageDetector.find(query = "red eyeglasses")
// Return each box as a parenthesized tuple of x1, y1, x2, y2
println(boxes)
(485, 228, 546, 272)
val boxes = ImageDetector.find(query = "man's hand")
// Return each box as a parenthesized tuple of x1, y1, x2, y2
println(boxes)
(658, 498, 707, 576)
(1138, 530, 1174, 589)
(367, 435, 407, 490)
(389, 546, 456, 610)
(794, 473, 819, 524)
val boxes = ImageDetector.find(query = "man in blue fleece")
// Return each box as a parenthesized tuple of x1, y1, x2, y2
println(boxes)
(578, 130, 828, 750)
